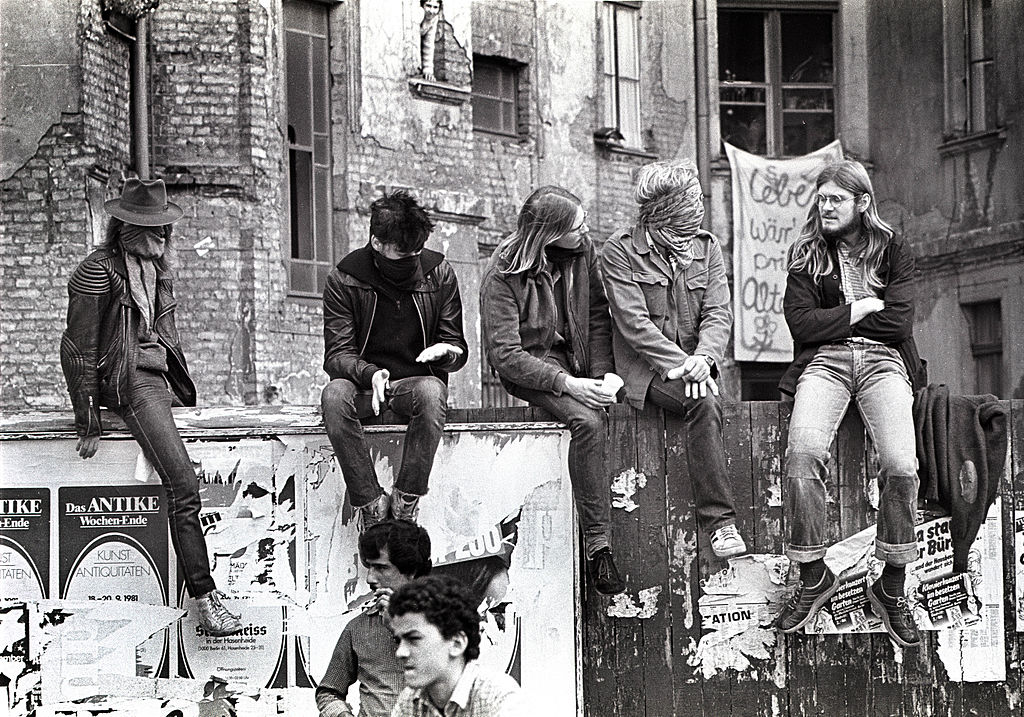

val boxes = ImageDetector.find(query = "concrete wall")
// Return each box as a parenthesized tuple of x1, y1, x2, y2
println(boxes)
(866, 0, 1024, 398)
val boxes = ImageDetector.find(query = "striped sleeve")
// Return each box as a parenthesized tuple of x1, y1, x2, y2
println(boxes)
(68, 260, 112, 296)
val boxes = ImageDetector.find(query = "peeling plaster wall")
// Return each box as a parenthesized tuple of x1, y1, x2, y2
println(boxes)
(0, 0, 81, 181)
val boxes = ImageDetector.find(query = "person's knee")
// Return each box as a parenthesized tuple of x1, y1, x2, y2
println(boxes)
(879, 453, 918, 479)
(568, 408, 606, 439)
(412, 377, 448, 417)
(321, 379, 358, 420)
(785, 448, 828, 478)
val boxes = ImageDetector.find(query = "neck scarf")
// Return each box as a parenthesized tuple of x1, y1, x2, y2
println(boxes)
(372, 249, 424, 291)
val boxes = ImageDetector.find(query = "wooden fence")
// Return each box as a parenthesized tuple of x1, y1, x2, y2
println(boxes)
(2, 399, 1021, 716)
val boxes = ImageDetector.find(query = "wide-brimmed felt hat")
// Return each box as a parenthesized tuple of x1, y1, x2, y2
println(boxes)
(104, 178, 183, 226)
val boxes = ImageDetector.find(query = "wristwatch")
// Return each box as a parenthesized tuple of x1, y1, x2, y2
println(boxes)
(702, 355, 716, 368)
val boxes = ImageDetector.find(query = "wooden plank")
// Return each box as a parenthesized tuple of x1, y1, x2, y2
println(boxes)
(663, 407, 707, 716)
(606, 403, 646, 716)
(632, 403, 674, 717)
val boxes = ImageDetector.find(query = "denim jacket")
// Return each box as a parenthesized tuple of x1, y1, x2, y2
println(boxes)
(600, 226, 732, 409)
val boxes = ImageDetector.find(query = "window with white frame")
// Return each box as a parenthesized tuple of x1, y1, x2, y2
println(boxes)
(718, 8, 836, 156)
(965, 0, 997, 133)
(601, 2, 641, 148)
(284, 1, 332, 296)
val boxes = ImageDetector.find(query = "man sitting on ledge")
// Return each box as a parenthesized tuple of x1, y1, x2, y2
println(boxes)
(321, 190, 468, 531)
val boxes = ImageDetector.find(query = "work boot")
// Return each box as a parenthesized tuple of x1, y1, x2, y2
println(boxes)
(867, 578, 921, 648)
(775, 567, 838, 633)
(196, 590, 243, 637)
(390, 489, 421, 523)
(355, 492, 390, 533)
(710, 524, 747, 558)
(587, 547, 626, 595)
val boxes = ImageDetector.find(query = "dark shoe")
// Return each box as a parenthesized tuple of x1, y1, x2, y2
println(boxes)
(195, 590, 243, 637)
(775, 567, 839, 633)
(588, 547, 626, 595)
(867, 578, 921, 648)
(355, 493, 390, 533)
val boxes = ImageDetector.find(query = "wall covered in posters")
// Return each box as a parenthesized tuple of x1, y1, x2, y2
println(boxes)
(0, 426, 577, 716)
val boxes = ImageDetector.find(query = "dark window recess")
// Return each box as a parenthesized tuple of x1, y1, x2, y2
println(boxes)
(472, 56, 522, 137)
(719, 10, 835, 157)
(284, 1, 332, 296)
(965, 300, 1003, 397)
(739, 362, 788, 401)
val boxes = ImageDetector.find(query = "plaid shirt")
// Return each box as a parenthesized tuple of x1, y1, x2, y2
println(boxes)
(836, 242, 882, 346)
(390, 663, 524, 717)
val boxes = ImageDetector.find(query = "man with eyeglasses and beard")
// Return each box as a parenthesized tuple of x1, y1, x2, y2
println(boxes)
(774, 160, 927, 648)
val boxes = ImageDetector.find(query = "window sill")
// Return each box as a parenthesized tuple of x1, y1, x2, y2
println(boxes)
(938, 128, 1007, 157)
(595, 143, 658, 160)
(408, 78, 471, 106)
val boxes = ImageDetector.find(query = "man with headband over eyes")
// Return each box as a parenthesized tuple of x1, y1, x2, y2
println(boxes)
(601, 160, 748, 559)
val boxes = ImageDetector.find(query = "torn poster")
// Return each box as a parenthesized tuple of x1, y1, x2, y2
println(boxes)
(689, 554, 788, 678)
(0, 488, 49, 599)
(1015, 511, 1024, 631)
(0, 426, 577, 715)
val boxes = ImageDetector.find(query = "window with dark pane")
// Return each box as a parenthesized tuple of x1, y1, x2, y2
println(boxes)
(472, 56, 520, 137)
(285, 0, 332, 296)
(718, 10, 767, 154)
(718, 8, 836, 157)
(967, 0, 997, 133)
(965, 300, 1003, 397)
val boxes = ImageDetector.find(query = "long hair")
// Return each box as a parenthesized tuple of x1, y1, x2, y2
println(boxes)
(102, 217, 175, 273)
(495, 186, 583, 276)
(787, 160, 894, 290)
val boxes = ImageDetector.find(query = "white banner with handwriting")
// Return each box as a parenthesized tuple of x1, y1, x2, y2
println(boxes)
(725, 140, 844, 362)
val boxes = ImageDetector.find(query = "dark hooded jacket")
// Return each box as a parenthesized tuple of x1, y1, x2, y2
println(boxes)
(61, 245, 196, 438)
(322, 244, 468, 388)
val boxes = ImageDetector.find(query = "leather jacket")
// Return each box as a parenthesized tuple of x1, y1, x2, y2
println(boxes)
(61, 246, 196, 437)
(322, 245, 468, 387)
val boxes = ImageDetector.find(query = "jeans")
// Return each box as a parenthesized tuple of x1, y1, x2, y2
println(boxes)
(505, 383, 611, 555)
(321, 376, 448, 508)
(785, 342, 919, 566)
(646, 378, 738, 535)
(111, 368, 215, 598)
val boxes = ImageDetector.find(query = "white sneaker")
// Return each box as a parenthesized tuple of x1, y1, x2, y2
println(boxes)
(710, 524, 747, 558)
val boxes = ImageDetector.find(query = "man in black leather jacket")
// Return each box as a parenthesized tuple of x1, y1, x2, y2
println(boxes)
(321, 191, 467, 530)
(61, 178, 242, 636)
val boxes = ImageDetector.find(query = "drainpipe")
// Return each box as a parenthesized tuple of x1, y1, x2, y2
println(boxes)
(132, 15, 150, 179)
(694, 0, 710, 226)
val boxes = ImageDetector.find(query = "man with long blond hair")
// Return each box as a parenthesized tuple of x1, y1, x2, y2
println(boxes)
(601, 159, 747, 560)
(774, 159, 927, 647)
(481, 186, 625, 594)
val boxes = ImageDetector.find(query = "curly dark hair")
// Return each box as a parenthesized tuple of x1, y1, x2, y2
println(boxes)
(388, 575, 481, 662)
(369, 190, 434, 254)
(359, 520, 432, 579)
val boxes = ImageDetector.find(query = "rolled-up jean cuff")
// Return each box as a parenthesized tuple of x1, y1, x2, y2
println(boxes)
(786, 544, 827, 564)
(874, 539, 919, 566)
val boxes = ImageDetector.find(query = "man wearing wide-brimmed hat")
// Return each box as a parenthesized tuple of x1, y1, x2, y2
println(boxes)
(60, 177, 243, 636)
